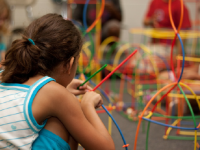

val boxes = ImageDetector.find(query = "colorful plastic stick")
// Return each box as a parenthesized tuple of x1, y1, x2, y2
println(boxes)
(83, 0, 105, 33)
(88, 77, 113, 104)
(169, 0, 183, 34)
(77, 64, 107, 89)
(134, 81, 199, 150)
(88, 76, 128, 150)
(142, 118, 196, 129)
(134, 82, 177, 150)
(100, 36, 118, 58)
(92, 50, 137, 150)
(94, 1, 102, 83)
(108, 103, 113, 135)
(130, 28, 200, 39)
(102, 104, 129, 150)
(153, 113, 200, 119)
(180, 131, 200, 136)
(92, 50, 138, 91)
(167, 136, 200, 140)
(177, 56, 200, 62)
(169, 0, 184, 82)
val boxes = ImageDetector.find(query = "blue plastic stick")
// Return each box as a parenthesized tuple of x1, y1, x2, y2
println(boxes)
(142, 117, 198, 130)
(177, 33, 185, 82)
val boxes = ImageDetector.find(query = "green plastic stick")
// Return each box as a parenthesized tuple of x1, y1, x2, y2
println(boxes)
(77, 64, 107, 89)
(178, 83, 196, 127)
(167, 136, 200, 140)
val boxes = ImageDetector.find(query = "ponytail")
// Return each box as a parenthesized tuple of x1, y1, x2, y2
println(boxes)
(1, 36, 41, 83)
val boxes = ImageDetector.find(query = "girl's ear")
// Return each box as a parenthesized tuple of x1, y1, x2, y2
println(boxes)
(66, 57, 74, 75)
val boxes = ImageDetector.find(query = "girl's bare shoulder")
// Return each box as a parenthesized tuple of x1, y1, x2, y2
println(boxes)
(32, 79, 77, 122)
(39, 80, 73, 102)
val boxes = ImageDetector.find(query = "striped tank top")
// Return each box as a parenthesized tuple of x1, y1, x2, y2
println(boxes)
(0, 76, 55, 149)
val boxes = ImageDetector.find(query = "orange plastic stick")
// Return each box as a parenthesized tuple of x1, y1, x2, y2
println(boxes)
(133, 82, 177, 150)
(86, 0, 105, 33)
(169, 0, 184, 33)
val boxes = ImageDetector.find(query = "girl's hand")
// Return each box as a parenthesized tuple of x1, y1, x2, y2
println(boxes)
(67, 79, 92, 96)
(81, 91, 103, 109)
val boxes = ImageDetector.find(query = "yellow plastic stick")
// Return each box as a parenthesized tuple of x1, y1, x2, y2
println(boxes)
(195, 130, 197, 150)
(100, 36, 118, 58)
(168, 93, 200, 99)
(82, 42, 91, 50)
(179, 131, 200, 136)
(183, 79, 200, 84)
(177, 56, 200, 62)
(130, 28, 200, 39)
(108, 104, 112, 135)
(163, 119, 181, 139)
(113, 43, 130, 67)
(144, 112, 153, 119)
(95, 1, 101, 83)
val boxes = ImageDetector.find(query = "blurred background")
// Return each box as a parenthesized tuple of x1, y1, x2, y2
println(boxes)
(1, 1, 200, 150)
(2, 0, 197, 45)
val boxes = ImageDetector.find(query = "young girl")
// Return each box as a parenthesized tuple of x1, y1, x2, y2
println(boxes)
(0, 0, 10, 63)
(0, 14, 115, 150)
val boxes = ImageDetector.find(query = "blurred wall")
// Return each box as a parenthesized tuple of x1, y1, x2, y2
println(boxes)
(6, 0, 197, 42)
(7, 0, 62, 28)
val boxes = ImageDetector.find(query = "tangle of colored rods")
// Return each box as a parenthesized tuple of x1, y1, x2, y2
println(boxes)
(87, 77, 128, 150)
(77, 64, 107, 89)
(74, 0, 200, 149)
(92, 50, 138, 91)
(92, 50, 138, 149)
(79, 50, 137, 150)
(133, 0, 189, 149)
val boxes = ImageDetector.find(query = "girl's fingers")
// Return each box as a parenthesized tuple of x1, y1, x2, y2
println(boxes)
(86, 85, 93, 90)
(79, 84, 92, 90)
(82, 84, 87, 89)
(74, 90, 86, 95)
(79, 86, 84, 90)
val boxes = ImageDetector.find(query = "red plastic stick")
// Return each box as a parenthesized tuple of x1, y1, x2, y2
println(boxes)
(92, 50, 138, 91)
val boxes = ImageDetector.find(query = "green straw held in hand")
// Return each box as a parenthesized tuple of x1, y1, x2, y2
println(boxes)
(77, 64, 108, 89)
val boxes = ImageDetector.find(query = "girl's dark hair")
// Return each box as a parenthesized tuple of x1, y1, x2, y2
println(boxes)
(1, 14, 82, 83)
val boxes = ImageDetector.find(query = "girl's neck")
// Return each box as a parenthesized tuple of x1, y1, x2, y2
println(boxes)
(23, 75, 45, 86)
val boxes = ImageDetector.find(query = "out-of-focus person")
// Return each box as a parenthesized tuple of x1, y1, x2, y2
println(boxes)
(0, 0, 10, 64)
(143, 0, 191, 45)
(72, 0, 122, 42)
(143, 0, 191, 32)
(143, 0, 192, 72)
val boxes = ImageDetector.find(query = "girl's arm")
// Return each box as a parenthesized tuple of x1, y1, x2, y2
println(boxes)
(68, 135, 78, 150)
(34, 81, 115, 150)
